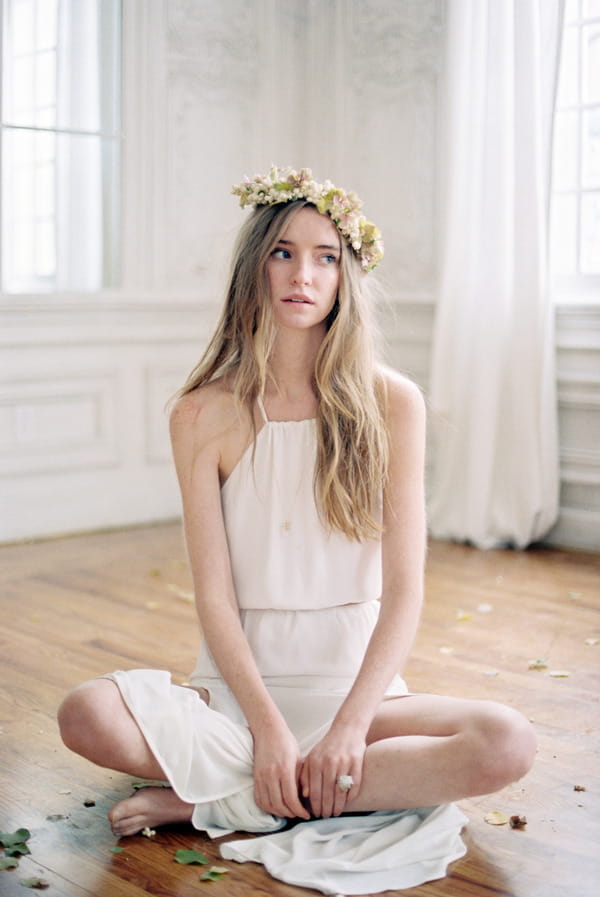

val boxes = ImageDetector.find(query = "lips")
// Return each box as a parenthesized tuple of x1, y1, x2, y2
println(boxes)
(282, 293, 314, 304)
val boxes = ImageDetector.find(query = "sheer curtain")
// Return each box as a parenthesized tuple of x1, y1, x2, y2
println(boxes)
(428, 0, 564, 549)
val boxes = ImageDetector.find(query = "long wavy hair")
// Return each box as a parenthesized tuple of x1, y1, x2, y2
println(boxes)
(175, 200, 389, 541)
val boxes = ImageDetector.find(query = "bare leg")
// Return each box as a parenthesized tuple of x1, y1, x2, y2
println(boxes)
(345, 694, 537, 813)
(57, 679, 194, 835)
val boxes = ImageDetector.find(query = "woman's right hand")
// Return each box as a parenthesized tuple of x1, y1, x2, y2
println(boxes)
(251, 722, 311, 820)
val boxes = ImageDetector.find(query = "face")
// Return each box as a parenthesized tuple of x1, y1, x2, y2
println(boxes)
(266, 206, 341, 333)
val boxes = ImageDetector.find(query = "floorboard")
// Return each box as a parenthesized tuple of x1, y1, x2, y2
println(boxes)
(0, 524, 598, 897)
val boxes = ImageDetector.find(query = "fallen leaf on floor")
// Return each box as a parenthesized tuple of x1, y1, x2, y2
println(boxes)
(567, 590, 581, 599)
(0, 857, 19, 870)
(148, 568, 162, 578)
(166, 584, 194, 603)
(574, 784, 586, 792)
(483, 670, 499, 677)
(18, 877, 50, 890)
(0, 829, 31, 857)
(174, 848, 210, 865)
(145, 601, 161, 610)
(141, 827, 156, 838)
(484, 811, 509, 826)
(584, 638, 599, 646)
(528, 658, 548, 670)
(58, 789, 71, 795)
(45, 815, 66, 822)
(477, 603, 494, 613)
(548, 670, 570, 678)
(439, 646, 454, 655)
(200, 866, 229, 881)
(455, 609, 472, 622)
(509, 815, 527, 829)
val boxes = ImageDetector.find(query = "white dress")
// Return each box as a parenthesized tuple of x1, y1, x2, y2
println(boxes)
(106, 401, 467, 894)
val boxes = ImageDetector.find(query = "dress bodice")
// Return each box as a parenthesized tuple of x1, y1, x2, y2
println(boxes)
(220, 414, 382, 611)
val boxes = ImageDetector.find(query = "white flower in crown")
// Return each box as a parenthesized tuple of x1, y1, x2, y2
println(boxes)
(232, 165, 384, 272)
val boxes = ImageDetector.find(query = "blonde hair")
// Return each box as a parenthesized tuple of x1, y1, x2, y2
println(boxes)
(176, 201, 389, 541)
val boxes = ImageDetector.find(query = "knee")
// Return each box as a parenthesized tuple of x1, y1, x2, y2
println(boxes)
(469, 702, 537, 795)
(57, 679, 115, 756)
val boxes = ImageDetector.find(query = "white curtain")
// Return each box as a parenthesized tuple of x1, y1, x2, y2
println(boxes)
(428, 0, 564, 549)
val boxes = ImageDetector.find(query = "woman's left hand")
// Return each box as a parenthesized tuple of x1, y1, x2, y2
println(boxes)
(299, 723, 366, 818)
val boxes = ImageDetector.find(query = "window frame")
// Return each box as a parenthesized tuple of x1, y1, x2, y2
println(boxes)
(0, 0, 126, 298)
(550, 0, 600, 305)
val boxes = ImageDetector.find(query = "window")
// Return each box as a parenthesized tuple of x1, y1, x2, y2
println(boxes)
(550, 0, 600, 301)
(1, 0, 121, 293)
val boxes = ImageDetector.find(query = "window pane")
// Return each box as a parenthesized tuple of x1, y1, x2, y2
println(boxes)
(580, 192, 600, 273)
(558, 25, 580, 107)
(1, 0, 122, 293)
(584, 0, 600, 17)
(550, 194, 578, 275)
(553, 110, 579, 189)
(583, 24, 600, 104)
(2, 127, 119, 292)
(582, 109, 600, 187)
(3, 0, 120, 134)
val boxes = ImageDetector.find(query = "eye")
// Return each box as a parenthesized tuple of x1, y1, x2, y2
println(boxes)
(272, 247, 291, 260)
(321, 253, 338, 265)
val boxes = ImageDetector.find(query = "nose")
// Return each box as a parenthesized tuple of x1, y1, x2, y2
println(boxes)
(290, 256, 312, 286)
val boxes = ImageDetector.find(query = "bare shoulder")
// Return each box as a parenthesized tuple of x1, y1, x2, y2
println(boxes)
(170, 379, 246, 467)
(170, 379, 237, 441)
(169, 378, 254, 483)
(377, 366, 425, 428)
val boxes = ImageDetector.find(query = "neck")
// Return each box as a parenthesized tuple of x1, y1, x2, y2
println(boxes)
(266, 326, 325, 404)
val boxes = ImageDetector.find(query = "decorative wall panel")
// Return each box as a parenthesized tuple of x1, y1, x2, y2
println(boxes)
(0, 375, 118, 476)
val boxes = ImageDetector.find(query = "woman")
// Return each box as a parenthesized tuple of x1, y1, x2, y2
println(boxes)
(58, 167, 536, 844)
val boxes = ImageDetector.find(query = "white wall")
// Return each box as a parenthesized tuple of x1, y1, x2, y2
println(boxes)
(1, 0, 598, 550)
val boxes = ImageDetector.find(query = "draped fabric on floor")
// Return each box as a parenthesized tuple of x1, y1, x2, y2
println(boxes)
(428, 0, 564, 548)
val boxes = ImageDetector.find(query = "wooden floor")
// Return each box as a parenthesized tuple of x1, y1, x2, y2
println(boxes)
(0, 523, 598, 897)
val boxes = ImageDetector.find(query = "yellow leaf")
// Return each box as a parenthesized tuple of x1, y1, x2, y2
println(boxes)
(548, 670, 570, 678)
(484, 811, 509, 826)
(456, 609, 472, 622)
(584, 638, 599, 646)
(145, 601, 161, 610)
(166, 584, 194, 603)
(528, 658, 548, 670)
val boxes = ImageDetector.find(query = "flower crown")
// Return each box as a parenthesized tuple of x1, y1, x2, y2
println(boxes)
(231, 166, 384, 272)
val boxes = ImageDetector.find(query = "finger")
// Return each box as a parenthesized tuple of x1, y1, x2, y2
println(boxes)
(308, 771, 324, 819)
(281, 781, 310, 820)
(321, 775, 337, 819)
(332, 775, 350, 817)
(299, 761, 310, 801)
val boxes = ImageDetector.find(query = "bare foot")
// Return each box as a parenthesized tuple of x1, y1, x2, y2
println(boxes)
(109, 786, 194, 837)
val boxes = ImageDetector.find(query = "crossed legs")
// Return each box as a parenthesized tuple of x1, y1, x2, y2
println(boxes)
(57, 679, 536, 836)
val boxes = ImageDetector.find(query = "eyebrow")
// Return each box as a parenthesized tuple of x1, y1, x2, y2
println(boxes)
(277, 238, 340, 252)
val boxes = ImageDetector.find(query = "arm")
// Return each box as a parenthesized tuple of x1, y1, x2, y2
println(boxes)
(170, 388, 310, 820)
(300, 372, 427, 817)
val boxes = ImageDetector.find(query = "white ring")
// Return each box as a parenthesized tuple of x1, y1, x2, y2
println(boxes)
(336, 774, 354, 793)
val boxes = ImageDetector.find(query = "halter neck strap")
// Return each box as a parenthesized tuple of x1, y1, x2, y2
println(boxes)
(257, 395, 269, 424)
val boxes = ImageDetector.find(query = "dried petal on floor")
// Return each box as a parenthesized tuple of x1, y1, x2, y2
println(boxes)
(484, 811, 509, 826)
